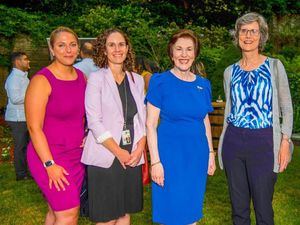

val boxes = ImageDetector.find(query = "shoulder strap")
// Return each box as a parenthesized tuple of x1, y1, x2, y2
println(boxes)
(32, 67, 55, 84)
(74, 67, 86, 82)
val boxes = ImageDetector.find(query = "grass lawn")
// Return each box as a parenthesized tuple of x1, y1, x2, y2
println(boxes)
(0, 147, 299, 225)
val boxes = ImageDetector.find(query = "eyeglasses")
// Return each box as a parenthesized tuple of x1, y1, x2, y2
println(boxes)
(239, 29, 260, 36)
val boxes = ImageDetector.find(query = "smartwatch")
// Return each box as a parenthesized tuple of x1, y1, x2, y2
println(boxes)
(43, 160, 55, 168)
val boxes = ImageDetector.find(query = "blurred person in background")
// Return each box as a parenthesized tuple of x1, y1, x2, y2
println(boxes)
(74, 41, 99, 78)
(135, 56, 160, 91)
(5, 51, 30, 181)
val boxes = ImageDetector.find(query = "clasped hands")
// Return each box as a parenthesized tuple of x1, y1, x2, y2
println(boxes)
(46, 148, 142, 192)
(116, 147, 143, 169)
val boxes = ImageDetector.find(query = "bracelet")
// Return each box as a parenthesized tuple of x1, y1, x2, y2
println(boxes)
(151, 161, 161, 167)
(282, 138, 291, 143)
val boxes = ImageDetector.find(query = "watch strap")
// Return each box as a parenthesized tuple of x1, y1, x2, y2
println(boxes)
(43, 160, 55, 168)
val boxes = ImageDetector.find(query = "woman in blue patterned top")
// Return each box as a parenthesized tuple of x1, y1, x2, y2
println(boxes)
(218, 12, 293, 225)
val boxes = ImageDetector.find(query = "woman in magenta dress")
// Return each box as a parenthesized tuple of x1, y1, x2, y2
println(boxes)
(25, 27, 86, 225)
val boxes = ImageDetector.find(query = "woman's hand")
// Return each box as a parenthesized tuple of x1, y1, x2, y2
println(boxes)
(46, 164, 70, 191)
(151, 162, 164, 187)
(80, 136, 87, 148)
(116, 148, 131, 169)
(126, 148, 143, 167)
(207, 152, 216, 176)
(278, 139, 291, 172)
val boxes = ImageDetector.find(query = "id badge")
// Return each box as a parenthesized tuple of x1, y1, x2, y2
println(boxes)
(121, 129, 131, 145)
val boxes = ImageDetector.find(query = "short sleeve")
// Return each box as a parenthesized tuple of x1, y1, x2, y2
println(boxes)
(145, 73, 163, 109)
(203, 78, 214, 113)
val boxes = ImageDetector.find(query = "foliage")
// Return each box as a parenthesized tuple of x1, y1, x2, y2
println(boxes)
(77, 5, 232, 70)
(262, 14, 300, 132)
(203, 45, 241, 100)
(0, 5, 51, 66)
(0, 5, 49, 40)
(1, 0, 299, 27)
(268, 14, 300, 54)
(0, 2, 299, 130)
(236, 0, 300, 18)
(0, 125, 13, 161)
(0, 4, 86, 67)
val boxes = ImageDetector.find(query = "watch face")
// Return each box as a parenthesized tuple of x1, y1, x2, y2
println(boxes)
(45, 160, 54, 167)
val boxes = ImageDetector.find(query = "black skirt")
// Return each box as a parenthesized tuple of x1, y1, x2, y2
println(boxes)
(87, 125, 143, 222)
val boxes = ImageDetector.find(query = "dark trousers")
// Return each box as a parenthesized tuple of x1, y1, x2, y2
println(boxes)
(6, 121, 29, 178)
(222, 124, 277, 225)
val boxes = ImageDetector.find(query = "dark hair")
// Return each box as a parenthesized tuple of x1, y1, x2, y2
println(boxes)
(80, 42, 94, 57)
(11, 52, 27, 64)
(49, 26, 79, 48)
(93, 28, 135, 72)
(167, 29, 200, 63)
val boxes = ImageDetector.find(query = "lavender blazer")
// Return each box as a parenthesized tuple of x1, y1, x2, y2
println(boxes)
(81, 68, 146, 168)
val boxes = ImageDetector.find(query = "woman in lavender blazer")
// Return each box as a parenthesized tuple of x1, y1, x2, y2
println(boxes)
(81, 29, 146, 225)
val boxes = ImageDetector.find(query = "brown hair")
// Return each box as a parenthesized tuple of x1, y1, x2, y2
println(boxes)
(93, 28, 135, 72)
(49, 26, 79, 48)
(167, 29, 200, 63)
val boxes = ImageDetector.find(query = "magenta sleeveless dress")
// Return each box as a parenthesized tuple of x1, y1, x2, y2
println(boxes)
(27, 67, 86, 211)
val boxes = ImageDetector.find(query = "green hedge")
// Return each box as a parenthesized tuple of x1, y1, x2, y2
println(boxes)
(0, 4, 299, 131)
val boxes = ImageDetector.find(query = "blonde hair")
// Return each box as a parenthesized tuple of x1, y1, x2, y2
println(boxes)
(49, 26, 79, 48)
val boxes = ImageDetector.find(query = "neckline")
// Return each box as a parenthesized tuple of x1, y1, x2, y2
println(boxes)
(237, 57, 269, 72)
(116, 75, 127, 87)
(45, 67, 79, 82)
(12, 68, 28, 77)
(169, 70, 197, 83)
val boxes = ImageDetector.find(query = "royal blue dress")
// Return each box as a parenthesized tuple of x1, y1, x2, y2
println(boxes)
(146, 70, 213, 225)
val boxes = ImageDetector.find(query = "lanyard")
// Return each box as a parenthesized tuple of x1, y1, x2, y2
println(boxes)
(123, 76, 128, 130)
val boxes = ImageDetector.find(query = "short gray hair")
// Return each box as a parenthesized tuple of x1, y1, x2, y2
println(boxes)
(234, 12, 269, 51)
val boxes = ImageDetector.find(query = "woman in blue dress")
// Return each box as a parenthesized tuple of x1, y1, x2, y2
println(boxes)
(146, 29, 216, 225)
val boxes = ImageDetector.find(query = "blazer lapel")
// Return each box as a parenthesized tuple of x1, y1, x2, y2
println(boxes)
(104, 68, 123, 116)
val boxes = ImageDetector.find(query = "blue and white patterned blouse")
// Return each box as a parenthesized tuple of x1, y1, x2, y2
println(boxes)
(227, 58, 273, 129)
